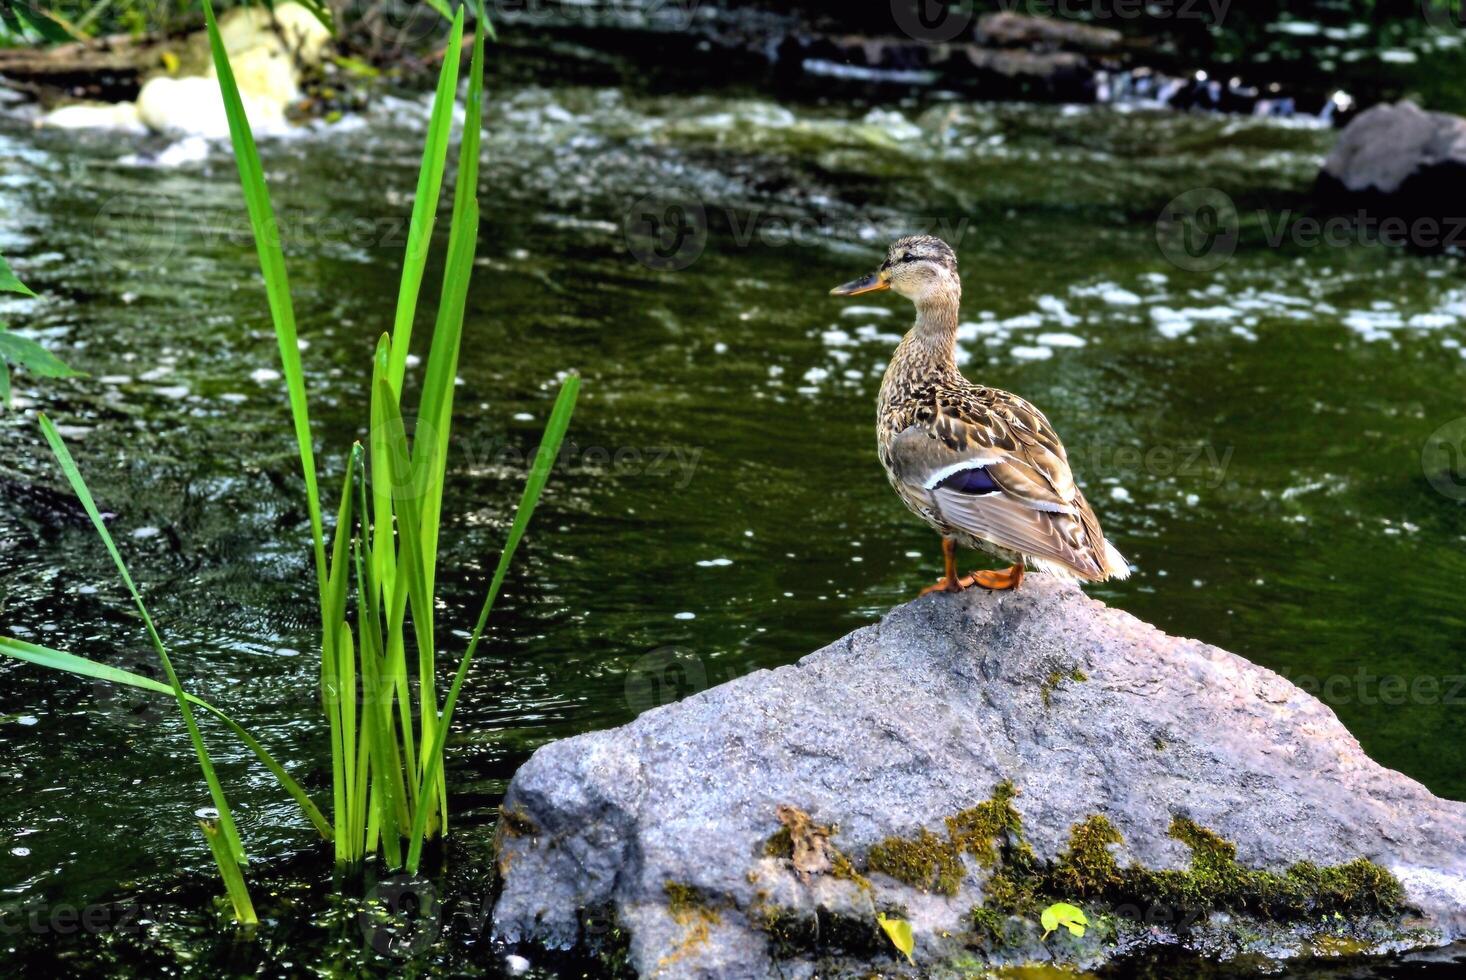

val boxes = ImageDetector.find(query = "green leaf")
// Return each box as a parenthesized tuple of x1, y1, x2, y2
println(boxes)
(386, 5, 463, 395)
(201, 0, 328, 612)
(875, 913, 915, 965)
(406, 374, 579, 871)
(0, 253, 35, 296)
(1040, 901, 1088, 940)
(199, 817, 257, 925)
(38, 413, 248, 867)
(0, 331, 84, 378)
(13, 3, 74, 43)
(0, 634, 331, 840)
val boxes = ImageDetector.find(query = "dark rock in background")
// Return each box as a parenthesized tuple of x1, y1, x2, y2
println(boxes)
(1314, 101, 1466, 249)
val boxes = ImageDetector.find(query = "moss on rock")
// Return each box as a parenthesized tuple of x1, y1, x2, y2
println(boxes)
(867, 827, 966, 895)
(973, 810, 1406, 939)
(866, 782, 1028, 896)
(755, 782, 1407, 962)
(1040, 667, 1088, 707)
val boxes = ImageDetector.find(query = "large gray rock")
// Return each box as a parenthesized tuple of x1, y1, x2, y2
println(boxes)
(491, 577, 1466, 977)
(1321, 100, 1466, 195)
(1315, 100, 1466, 247)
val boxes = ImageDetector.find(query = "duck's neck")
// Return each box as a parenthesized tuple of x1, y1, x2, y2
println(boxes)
(892, 290, 961, 379)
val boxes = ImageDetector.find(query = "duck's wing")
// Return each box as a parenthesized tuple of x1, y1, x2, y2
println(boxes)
(887, 389, 1127, 581)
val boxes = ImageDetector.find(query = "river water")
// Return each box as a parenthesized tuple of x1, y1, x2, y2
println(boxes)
(0, 32, 1464, 977)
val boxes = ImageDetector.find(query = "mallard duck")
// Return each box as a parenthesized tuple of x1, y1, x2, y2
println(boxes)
(830, 235, 1129, 594)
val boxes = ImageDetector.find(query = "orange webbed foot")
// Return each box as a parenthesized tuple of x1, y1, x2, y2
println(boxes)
(968, 563, 1025, 591)
(918, 576, 967, 597)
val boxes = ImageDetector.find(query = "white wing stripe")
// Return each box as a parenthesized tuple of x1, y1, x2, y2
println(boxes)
(922, 458, 1000, 490)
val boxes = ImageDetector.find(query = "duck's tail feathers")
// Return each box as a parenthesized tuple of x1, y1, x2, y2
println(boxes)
(1100, 539, 1131, 580)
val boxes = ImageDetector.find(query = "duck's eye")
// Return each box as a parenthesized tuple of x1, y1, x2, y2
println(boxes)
(900, 253, 915, 263)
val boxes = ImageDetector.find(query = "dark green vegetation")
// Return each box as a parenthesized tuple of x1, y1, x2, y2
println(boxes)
(860, 787, 1405, 927)
(0, 251, 81, 407)
(754, 782, 1406, 967)
(867, 781, 1026, 895)
(1, 0, 579, 924)
(2, 3, 1466, 975)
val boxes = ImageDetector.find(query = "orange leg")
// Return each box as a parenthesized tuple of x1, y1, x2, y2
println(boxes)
(919, 540, 1026, 596)
(918, 537, 964, 596)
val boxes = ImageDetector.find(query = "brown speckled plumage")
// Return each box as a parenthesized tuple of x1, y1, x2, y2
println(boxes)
(842, 235, 1128, 583)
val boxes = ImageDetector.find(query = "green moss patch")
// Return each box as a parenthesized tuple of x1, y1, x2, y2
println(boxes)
(1040, 667, 1088, 707)
(866, 781, 1026, 896)
(752, 782, 1407, 962)
(867, 827, 967, 895)
(972, 811, 1405, 940)
(664, 881, 721, 926)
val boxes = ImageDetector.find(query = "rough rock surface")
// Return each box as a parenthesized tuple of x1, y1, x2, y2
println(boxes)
(1315, 101, 1466, 239)
(492, 577, 1466, 977)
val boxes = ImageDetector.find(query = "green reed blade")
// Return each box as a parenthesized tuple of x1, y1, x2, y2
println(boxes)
(342, 623, 370, 863)
(200, 818, 257, 925)
(374, 370, 439, 827)
(38, 414, 247, 867)
(201, 0, 327, 610)
(355, 461, 410, 848)
(415, 0, 487, 604)
(369, 336, 400, 626)
(386, 6, 464, 396)
(406, 374, 579, 872)
(370, 338, 419, 798)
(353, 537, 406, 867)
(322, 448, 358, 866)
(0, 635, 332, 839)
(410, 0, 489, 830)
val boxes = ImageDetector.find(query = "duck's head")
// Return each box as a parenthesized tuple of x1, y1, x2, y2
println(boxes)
(829, 235, 959, 305)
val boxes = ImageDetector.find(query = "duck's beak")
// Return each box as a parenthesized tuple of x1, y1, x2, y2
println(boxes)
(829, 270, 890, 296)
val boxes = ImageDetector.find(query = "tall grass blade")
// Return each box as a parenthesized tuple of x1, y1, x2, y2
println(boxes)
(200, 0, 327, 610)
(38, 414, 248, 867)
(200, 818, 257, 925)
(386, 5, 464, 397)
(409, 0, 490, 833)
(406, 374, 580, 872)
(0, 634, 332, 839)
(322, 448, 358, 868)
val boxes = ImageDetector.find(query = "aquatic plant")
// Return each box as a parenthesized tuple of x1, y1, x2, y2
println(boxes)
(0, 0, 577, 917)
(0, 252, 83, 408)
